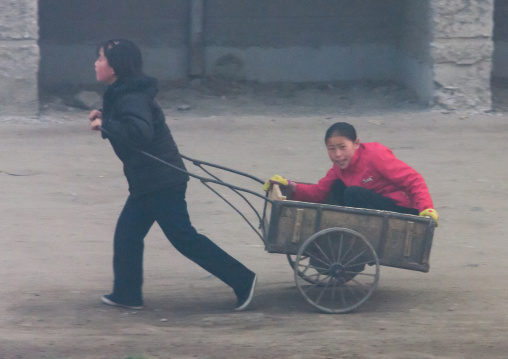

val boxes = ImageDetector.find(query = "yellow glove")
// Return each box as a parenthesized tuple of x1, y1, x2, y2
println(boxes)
(419, 208, 439, 226)
(263, 175, 291, 191)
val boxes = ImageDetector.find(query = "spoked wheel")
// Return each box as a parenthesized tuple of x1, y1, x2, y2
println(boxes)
(294, 227, 380, 314)
(287, 254, 321, 285)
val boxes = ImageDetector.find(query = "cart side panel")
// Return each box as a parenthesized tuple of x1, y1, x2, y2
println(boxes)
(379, 218, 435, 272)
(265, 205, 318, 254)
(319, 210, 384, 250)
(266, 204, 387, 255)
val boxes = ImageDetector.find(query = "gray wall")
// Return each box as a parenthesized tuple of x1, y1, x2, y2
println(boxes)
(396, 1, 434, 105)
(40, 1, 423, 91)
(38, 0, 404, 86)
(204, 0, 402, 82)
(431, 0, 493, 110)
(0, 0, 493, 115)
(0, 0, 39, 115)
(493, 0, 508, 78)
(38, 0, 190, 90)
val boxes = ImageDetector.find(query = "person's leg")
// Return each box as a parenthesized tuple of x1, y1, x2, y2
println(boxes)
(343, 186, 418, 215)
(107, 195, 154, 306)
(323, 179, 346, 205)
(148, 185, 256, 305)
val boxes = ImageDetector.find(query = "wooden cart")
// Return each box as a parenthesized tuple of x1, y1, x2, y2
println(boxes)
(261, 185, 436, 313)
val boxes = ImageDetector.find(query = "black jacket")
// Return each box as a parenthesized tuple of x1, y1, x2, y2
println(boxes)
(100, 75, 189, 196)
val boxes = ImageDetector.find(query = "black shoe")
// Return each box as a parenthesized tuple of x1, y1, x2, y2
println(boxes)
(101, 294, 143, 310)
(234, 274, 257, 311)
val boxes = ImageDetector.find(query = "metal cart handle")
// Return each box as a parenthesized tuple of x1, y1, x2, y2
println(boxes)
(98, 126, 272, 240)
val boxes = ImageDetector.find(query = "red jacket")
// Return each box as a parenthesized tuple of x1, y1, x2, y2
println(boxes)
(293, 142, 433, 212)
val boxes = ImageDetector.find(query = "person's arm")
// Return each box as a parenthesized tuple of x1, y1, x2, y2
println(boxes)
(372, 147, 433, 212)
(291, 167, 338, 203)
(101, 93, 154, 148)
(263, 170, 335, 202)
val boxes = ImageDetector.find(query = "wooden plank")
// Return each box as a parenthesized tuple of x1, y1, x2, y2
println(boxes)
(291, 209, 304, 243)
(269, 184, 287, 201)
(404, 221, 415, 257)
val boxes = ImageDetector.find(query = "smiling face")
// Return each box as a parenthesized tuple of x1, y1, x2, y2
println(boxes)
(326, 135, 360, 169)
(95, 48, 117, 84)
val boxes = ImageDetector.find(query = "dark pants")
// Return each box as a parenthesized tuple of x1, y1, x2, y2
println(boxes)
(325, 179, 419, 215)
(111, 184, 254, 305)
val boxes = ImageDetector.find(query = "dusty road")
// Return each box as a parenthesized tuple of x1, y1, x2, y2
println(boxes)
(1, 86, 508, 358)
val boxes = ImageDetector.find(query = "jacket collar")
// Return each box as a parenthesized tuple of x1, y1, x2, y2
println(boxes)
(104, 75, 158, 103)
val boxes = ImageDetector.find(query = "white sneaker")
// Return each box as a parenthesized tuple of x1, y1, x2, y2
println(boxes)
(101, 294, 143, 310)
(234, 274, 257, 311)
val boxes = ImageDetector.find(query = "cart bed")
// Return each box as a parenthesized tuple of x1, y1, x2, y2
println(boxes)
(262, 186, 436, 272)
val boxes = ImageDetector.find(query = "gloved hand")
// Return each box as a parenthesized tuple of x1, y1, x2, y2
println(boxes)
(419, 208, 439, 226)
(263, 175, 291, 191)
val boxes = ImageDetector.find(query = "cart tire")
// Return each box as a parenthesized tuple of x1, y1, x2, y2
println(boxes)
(287, 254, 322, 285)
(294, 227, 380, 314)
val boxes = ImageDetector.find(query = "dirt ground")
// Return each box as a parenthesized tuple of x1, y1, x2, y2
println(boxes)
(1, 82, 508, 359)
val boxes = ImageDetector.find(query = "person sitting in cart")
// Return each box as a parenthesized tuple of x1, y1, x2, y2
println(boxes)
(263, 122, 438, 225)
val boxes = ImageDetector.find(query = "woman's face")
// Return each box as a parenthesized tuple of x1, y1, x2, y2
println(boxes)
(326, 135, 360, 169)
(95, 48, 117, 84)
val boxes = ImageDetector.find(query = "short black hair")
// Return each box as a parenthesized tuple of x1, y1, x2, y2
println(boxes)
(324, 122, 357, 143)
(97, 39, 143, 80)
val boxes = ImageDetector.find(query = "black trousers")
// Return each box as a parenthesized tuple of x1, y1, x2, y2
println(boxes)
(111, 184, 255, 305)
(324, 179, 419, 215)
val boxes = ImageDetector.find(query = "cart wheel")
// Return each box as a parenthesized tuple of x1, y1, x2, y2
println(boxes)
(287, 254, 321, 285)
(294, 227, 380, 314)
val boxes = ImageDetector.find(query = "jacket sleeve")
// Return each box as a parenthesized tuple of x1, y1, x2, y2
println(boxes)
(292, 167, 339, 203)
(373, 147, 434, 212)
(101, 93, 154, 149)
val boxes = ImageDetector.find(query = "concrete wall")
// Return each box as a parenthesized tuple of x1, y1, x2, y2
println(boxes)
(0, 0, 39, 116)
(37, 0, 450, 107)
(492, 0, 508, 78)
(39, 0, 407, 87)
(396, 1, 434, 106)
(0, 0, 497, 115)
(38, 0, 190, 90)
(204, 0, 402, 82)
(431, 0, 494, 110)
